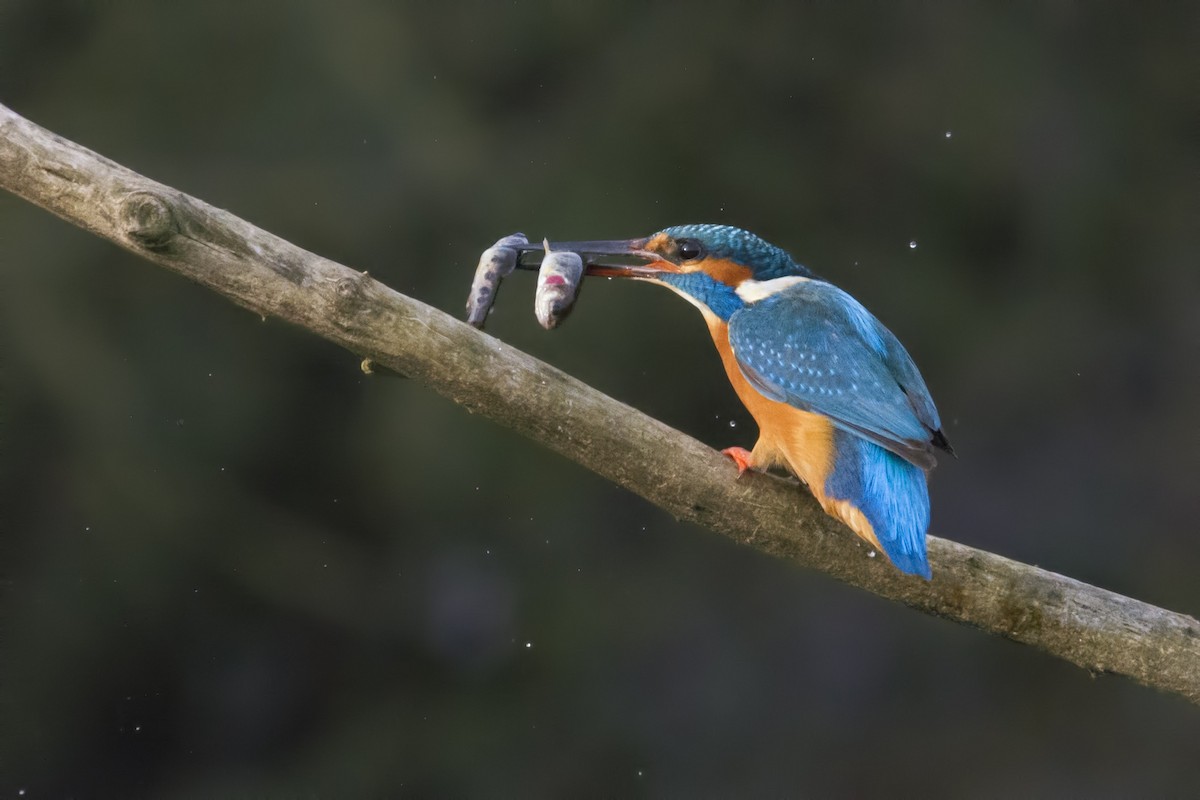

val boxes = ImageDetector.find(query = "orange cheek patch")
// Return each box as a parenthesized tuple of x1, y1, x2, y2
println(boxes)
(701, 258, 754, 286)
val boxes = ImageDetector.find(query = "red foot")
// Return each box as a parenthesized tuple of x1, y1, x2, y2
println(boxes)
(721, 446, 755, 477)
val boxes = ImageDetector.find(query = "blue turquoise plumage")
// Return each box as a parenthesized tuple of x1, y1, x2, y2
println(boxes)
(725, 280, 945, 578)
(727, 279, 946, 470)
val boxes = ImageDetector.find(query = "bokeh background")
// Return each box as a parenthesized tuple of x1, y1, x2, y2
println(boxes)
(2, 2, 1197, 796)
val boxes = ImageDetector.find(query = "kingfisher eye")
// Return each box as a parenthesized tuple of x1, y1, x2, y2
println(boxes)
(676, 238, 705, 261)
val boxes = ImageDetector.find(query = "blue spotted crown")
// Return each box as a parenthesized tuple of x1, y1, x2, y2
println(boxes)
(660, 224, 810, 280)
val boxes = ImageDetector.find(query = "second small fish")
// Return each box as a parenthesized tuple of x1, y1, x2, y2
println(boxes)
(534, 240, 584, 329)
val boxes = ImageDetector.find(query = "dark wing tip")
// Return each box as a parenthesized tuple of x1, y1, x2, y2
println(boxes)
(931, 429, 956, 458)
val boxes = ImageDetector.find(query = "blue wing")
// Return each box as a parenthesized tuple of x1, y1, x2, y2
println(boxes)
(728, 280, 948, 470)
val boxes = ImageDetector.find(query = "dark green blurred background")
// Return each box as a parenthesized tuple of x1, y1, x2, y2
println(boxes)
(2, 2, 1197, 796)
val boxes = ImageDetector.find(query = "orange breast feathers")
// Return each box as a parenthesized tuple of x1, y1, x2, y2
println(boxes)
(705, 319, 886, 553)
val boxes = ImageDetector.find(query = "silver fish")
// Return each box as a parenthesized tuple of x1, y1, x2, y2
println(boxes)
(466, 232, 527, 328)
(535, 239, 584, 330)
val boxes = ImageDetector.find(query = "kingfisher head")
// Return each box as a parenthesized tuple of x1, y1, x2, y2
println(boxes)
(651, 224, 811, 283)
(520, 224, 815, 322)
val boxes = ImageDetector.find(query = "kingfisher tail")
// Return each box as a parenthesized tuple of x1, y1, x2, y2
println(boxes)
(823, 429, 932, 579)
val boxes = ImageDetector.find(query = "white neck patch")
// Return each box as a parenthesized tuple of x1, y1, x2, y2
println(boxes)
(734, 276, 810, 303)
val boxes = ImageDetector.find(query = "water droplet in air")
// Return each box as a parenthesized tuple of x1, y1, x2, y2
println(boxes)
(908, 241, 918, 249)
(868, 550, 877, 558)
(944, 131, 953, 138)
(728, 420, 737, 428)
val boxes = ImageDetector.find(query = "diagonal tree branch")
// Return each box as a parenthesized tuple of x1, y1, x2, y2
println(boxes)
(2, 101, 1197, 704)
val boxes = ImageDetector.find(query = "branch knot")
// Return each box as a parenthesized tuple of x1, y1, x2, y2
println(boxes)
(121, 190, 178, 251)
(334, 272, 373, 306)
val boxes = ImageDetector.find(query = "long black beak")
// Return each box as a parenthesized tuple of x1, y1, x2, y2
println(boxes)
(513, 237, 671, 277)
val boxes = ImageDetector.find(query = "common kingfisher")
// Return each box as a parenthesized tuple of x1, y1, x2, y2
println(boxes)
(518, 224, 953, 578)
